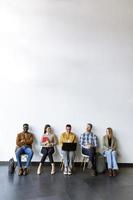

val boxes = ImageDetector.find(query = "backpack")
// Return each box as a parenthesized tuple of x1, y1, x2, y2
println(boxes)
(8, 158, 16, 174)
(96, 152, 106, 174)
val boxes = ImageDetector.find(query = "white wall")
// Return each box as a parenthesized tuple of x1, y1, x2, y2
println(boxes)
(0, 0, 133, 162)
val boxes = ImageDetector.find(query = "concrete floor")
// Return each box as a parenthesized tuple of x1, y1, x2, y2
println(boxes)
(0, 165, 133, 200)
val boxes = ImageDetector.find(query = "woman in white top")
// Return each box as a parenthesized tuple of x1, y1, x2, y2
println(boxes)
(37, 124, 57, 175)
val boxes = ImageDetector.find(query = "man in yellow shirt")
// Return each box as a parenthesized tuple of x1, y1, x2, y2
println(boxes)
(60, 124, 77, 175)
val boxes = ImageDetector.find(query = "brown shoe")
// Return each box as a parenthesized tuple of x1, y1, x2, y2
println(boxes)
(113, 170, 117, 177)
(108, 169, 112, 177)
(23, 168, 29, 176)
(18, 168, 23, 176)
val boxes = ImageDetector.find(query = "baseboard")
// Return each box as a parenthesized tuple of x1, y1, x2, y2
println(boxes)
(0, 161, 133, 167)
(118, 163, 133, 167)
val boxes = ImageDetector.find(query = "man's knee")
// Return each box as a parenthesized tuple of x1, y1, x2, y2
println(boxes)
(26, 148, 34, 157)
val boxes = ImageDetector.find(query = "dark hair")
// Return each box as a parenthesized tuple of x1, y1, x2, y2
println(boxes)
(87, 123, 92, 129)
(23, 123, 29, 127)
(44, 124, 51, 134)
(66, 124, 71, 128)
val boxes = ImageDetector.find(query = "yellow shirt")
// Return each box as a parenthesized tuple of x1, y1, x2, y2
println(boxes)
(59, 132, 77, 146)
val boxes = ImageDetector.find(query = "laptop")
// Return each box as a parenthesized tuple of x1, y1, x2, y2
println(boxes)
(62, 143, 77, 151)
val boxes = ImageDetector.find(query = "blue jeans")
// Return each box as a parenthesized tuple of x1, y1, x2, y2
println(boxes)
(15, 146, 33, 168)
(62, 150, 75, 168)
(104, 150, 118, 170)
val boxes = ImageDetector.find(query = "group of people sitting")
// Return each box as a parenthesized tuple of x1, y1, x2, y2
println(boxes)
(15, 123, 119, 177)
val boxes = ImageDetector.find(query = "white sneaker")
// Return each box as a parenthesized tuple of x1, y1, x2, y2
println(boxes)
(68, 167, 72, 175)
(63, 167, 68, 175)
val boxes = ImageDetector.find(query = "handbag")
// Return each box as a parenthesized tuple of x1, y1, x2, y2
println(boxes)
(8, 157, 16, 174)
